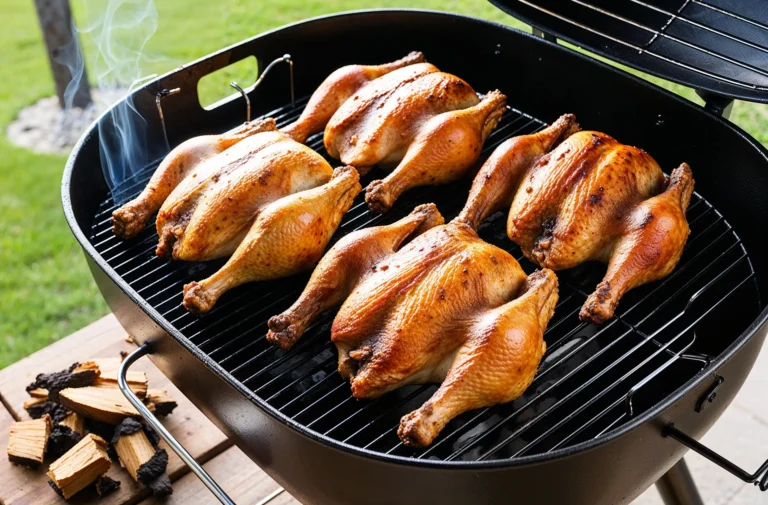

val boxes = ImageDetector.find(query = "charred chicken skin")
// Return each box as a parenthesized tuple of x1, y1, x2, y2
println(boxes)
(154, 119, 334, 261)
(111, 119, 274, 240)
(460, 114, 694, 323)
(267, 204, 558, 447)
(282, 54, 507, 213)
(183, 166, 361, 314)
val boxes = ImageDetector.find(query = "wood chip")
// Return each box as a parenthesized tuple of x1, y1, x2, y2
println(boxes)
(28, 388, 49, 399)
(27, 361, 100, 402)
(47, 433, 111, 499)
(59, 412, 85, 436)
(7, 414, 52, 468)
(59, 386, 140, 424)
(111, 418, 171, 496)
(90, 358, 148, 398)
(145, 389, 178, 416)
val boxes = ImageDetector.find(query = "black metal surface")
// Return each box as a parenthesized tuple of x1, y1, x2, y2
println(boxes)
(656, 458, 705, 505)
(490, 0, 768, 104)
(62, 10, 768, 505)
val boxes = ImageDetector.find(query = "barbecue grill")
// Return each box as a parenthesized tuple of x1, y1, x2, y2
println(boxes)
(62, 6, 768, 505)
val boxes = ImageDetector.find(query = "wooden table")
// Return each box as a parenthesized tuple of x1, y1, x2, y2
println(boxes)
(0, 315, 300, 505)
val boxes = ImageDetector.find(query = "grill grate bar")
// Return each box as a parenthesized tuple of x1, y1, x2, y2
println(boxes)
(691, 0, 768, 32)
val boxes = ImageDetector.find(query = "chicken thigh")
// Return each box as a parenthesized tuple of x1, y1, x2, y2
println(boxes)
(155, 121, 334, 261)
(111, 119, 274, 239)
(183, 166, 361, 314)
(461, 114, 694, 323)
(268, 204, 558, 447)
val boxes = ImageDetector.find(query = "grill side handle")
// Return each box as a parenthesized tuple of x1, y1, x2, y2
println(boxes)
(118, 345, 238, 504)
(663, 424, 768, 491)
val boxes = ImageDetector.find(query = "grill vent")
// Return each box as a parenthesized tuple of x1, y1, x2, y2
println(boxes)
(88, 97, 760, 462)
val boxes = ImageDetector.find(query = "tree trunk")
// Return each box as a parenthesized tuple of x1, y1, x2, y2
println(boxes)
(33, 0, 91, 109)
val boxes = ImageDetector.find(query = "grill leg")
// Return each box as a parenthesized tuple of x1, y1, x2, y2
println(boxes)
(656, 458, 704, 505)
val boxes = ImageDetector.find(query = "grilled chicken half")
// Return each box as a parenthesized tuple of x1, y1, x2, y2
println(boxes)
(283, 55, 506, 213)
(111, 119, 274, 239)
(267, 203, 558, 447)
(183, 166, 361, 314)
(154, 120, 334, 261)
(459, 114, 694, 323)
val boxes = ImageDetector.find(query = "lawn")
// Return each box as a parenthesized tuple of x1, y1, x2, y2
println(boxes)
(0, 0, 766, 369)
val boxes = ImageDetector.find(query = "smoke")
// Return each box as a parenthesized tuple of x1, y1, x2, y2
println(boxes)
(73, 0, 171, 202)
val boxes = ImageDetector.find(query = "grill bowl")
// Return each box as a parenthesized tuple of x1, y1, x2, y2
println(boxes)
(63, 10, 768, 505)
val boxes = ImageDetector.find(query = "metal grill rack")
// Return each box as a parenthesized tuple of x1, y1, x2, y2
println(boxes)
(88, 96, 761, 462)
(491, 0, 768, 104)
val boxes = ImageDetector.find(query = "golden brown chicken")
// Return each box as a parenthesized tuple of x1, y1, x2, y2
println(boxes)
(281, 51, 426, 144)
(183, 166, 361, 314)
(154, 120, 334, 261)
(111, 119, 274, 239)
(460, 114, 694, 323)
(267, 204, 558, 447)
(283, 56, 506, 213)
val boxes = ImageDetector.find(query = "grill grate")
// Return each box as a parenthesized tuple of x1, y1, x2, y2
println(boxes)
(491, 0, 768, 102)
(88, 97, 761, 462)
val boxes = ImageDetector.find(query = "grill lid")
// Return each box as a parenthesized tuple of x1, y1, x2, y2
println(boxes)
(489, 0, 768, 105)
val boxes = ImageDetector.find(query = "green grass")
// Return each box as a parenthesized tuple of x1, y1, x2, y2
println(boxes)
(0, 0, 766, 368)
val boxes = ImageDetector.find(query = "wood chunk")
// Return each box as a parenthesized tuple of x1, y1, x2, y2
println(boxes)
(112, 419, 167, 483)
(147, 473, 173, 497)
(7, 414, 52, 468)
(59, 386, 140, 424)
(28, 388, 49, 399)
(145, 389, 178, 416)
(95, 474, 121, 497)
(89, 358, 148, 398)
(94, 358, 149, 398)
(47, 413, 86, 458)
(23, 397, 69, 423)
(47, 434, 111, 499)
(60, 412, 85, 436)
(28, 361, 100, 402)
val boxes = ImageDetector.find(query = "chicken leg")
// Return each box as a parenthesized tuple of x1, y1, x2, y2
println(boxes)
(111, 118, 275, 239)
(183, 166, 362, 313)
(365, 90, 508, 213)
(580, 163, 694, 323)
(267, 203, 445, 350)
(281, 52, 426, 144)
(399, 269, 558, 447)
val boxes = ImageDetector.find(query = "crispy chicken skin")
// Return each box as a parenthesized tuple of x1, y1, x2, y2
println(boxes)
(462, 114, 694, 323)
(268, 205, 558, 447)
(281, 51, 426, 144)
(111, 119, 275, 239)
(155, 122, 334, 261)
(183, 166, 361, 314)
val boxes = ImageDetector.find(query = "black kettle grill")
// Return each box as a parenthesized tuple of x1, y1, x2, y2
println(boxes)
(62, 4, 768, 505)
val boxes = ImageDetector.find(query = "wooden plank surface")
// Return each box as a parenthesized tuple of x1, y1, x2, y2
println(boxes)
(142, 445, 300, 505)
(0, 315, 247, 505)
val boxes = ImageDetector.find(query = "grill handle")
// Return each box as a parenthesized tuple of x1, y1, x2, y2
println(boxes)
(118, 344, 237, 505)
(663, 424, 768, 491)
